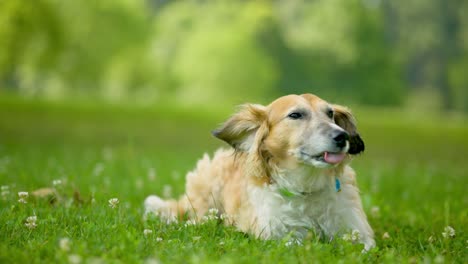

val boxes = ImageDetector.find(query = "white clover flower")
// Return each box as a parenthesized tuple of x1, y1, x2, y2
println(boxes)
(162, 185, 172, 198)
(202, 215, 218, 221)
(108, 198, 119, 209)
(434, 255, 444, 264)
(52, 179, 62, 186)
(1, 185, 10, 199)
(135, 179, 144, 190)
(184, 219, 197, 227)
(25, 215, 37, 229)
(156, 237, 163, 242)
(147, 168, 156, 181)
(68, 254, 82, 264)
(428, 235, 435, 243)
(18, 191, 29, 203)
(342, 233, 351, 241)
(382, 232, 390, 240)
(370, 206, 380, 218)
(208, 208, 219, 216)
(219, 213, 234, 223)
(144, 258, 160, 264)
(351, 229, 361, 242)
(59, 237, 71, 251)
(343, 229, 360, 243)
(171, 171, 180, 180)
(93, 163, 105, 176)
(102, 147, 113, 161)
(202, 208, 220, 221)
(442, 226, 455, 238)
(143, 229, 153, 236)
(285, 239, 302, 247)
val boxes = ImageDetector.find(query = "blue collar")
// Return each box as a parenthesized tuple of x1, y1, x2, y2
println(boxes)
(335, 178, 341, 192)
(279, 178, 341, 198)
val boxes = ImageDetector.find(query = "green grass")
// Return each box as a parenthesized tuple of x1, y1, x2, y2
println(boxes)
(0, 97, 467, 263)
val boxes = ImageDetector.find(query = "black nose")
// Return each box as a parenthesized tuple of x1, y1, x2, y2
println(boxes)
(333, 130, 349, 148)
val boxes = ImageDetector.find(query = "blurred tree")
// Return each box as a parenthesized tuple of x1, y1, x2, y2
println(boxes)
(0, 0, 466, 111)
(270, 0, 403, 105)
(0, 0, 63, 95)
(448, 0, 468, 112)
(54, 0, 152, 100)
(150, 1, 278, 104)
(382, 0, 468, 111)
(0, 0, 153, 101)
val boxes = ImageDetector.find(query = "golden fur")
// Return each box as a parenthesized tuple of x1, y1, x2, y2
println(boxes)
(145, 94, 375, 250)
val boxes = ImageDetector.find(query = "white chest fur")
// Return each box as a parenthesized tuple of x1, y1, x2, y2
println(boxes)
(248, 174, 345, 240)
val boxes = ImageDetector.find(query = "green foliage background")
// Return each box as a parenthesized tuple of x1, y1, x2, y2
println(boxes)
(1, 0, 467, 110)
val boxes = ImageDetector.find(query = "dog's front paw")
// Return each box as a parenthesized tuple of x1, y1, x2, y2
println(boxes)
(362, 238, 376, 252)
(342, 229, 375, 253)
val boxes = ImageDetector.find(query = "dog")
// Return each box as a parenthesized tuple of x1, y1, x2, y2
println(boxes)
(144, 94, 375, 250)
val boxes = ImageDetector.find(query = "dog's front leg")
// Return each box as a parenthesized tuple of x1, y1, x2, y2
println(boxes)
(339, 204, 376, 251)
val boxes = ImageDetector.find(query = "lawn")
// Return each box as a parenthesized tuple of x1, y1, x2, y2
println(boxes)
(0, 97, 466, 263)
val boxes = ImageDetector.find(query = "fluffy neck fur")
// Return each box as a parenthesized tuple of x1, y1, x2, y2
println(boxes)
(271, 165, 339, 194)
(241, 148, 346, 194)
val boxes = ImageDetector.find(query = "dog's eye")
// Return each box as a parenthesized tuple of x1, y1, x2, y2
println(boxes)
(288, 112, 303, 120)
(327, 109, 334, 119)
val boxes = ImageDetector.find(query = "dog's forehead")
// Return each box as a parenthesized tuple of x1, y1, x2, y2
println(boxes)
(300, 94, 327, 106)
(267, 94, 327, 116)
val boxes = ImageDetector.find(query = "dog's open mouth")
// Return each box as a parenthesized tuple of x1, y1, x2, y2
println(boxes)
(307, 151, 346, 164)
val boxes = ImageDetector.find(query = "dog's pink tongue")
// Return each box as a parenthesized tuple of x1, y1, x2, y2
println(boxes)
(324, 152, 346, 164)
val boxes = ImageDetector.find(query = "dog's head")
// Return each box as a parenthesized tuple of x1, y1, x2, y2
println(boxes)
(212, 94, 364, 175)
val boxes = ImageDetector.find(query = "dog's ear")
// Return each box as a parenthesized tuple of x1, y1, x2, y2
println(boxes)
(212, 104, 268, 152)
(332, 104, 365, 155)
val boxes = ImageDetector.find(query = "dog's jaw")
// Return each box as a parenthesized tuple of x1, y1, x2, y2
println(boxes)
(267, 146, 351, 195)
(270, 161, 337, 194)
(290, 142, 350, 169)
